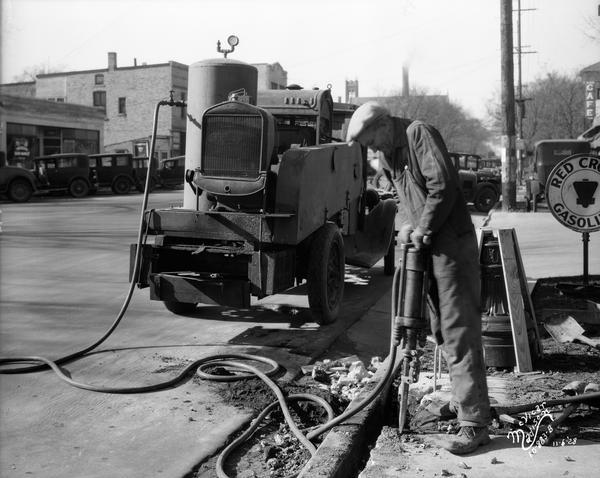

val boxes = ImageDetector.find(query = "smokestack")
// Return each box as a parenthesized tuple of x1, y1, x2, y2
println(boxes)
(108, 52, 117, 71)
(402, 64, 409, 97)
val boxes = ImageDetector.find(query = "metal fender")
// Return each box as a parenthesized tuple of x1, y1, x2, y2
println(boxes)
(344, 198, 397, 268)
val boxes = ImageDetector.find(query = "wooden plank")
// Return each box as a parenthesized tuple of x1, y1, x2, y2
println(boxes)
(511, 229, 543, 357)
(498, 229, 533, 372)
(476, 227, 493, 256)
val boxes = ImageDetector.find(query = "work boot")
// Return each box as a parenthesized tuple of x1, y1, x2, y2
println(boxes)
(442, 426, 491, 455)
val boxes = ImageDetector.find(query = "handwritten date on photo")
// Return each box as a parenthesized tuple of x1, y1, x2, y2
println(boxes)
(506, 402, 577, 456)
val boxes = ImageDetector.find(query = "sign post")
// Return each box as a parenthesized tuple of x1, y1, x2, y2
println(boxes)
(546, 153, 600, 286)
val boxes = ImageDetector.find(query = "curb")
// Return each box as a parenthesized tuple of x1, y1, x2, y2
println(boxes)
(298, 353, 399, 478)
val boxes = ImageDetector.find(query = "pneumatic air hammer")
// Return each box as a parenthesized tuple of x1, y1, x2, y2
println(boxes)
(394, 243, 430, 432)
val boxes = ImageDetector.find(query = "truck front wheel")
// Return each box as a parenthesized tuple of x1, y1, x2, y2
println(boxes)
(307, 223, 345, 325)
(474, 186, 498, 213)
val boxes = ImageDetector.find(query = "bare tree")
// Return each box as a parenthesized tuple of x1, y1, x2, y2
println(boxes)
(379, 86, 492, 154)
(12, 63, 65, 82)
(581, 12, 600, 44)
(487, 70, 586, 148)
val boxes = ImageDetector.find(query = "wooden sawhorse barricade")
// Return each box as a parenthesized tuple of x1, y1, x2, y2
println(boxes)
(477, 228, 543, 373)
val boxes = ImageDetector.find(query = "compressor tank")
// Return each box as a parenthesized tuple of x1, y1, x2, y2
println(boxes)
(183, 58, 258, 208)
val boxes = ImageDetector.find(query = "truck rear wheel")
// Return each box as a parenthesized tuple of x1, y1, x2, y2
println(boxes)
(69, 178, 89, 198)
(474, 186, 498, 213)
(8, 179, 33, 203)
(307, 223, 345, 325)
(112, 176, 132, 195)
(163, 301, 197, 315)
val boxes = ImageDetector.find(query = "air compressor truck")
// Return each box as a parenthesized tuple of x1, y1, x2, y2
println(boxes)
(132, 57, 397, 324)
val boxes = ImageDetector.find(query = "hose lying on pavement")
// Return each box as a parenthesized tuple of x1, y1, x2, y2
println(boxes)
(0, 98, 407, 478)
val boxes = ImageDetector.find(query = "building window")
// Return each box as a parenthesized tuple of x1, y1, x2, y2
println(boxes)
(93, 91, 106, 110)
(62, 128, 100, 154)
(95, 74, 104, 85)
(118, 97, 126, 115)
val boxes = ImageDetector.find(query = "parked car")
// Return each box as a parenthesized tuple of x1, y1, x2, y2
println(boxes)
(88, 153, 153, 194)
(0, 155, 38, 203)
(369, 152, 501, 213)
(33, 153, 98, 198)
(524, 140, 591, 211)
(157, 155, 185, 188)
(449, 152, 501, 213)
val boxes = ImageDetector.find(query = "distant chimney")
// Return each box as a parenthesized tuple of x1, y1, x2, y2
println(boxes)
(108, 52, 117, 70)
(402, 64, 409, 97)
(134, 58, 137, 66)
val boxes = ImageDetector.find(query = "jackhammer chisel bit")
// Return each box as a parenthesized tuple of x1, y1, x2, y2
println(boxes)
(393, 243, 430, 433)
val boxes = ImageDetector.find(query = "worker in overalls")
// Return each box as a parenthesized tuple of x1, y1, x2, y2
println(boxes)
(347, 101, 491, 454)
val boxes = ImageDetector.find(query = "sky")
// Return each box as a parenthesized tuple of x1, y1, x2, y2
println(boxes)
(1, 0, 599, 120)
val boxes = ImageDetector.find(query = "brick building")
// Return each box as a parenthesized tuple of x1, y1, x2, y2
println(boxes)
(0, 52, 288, 161)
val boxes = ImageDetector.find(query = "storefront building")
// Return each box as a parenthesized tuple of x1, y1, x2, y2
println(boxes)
(0, 94, 104, 168)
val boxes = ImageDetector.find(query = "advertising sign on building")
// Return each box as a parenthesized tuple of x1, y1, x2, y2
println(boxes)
(585, 82, 596, 119)
(546, 154, 600, 233)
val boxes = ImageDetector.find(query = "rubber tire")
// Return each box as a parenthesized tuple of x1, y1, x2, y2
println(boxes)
(383, 236, 396, 276)
(474, 186, 498, 213)
(307, 223, 345, 325)
(163, 301, 197, 315)
(112, 177, 132, 195)
(69, 178, 90, 198)
(8, 179, 34, 203)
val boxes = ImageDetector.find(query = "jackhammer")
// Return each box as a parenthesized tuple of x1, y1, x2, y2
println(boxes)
(393, 243, 431, 432)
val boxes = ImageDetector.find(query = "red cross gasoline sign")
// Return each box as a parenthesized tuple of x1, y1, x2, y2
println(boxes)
(546, 154, 600, 233)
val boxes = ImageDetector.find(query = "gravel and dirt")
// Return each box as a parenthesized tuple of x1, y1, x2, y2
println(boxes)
(191, 276, 600, 478)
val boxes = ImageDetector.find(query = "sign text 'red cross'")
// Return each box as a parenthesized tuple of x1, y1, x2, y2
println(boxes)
(546, 154, 600, 233)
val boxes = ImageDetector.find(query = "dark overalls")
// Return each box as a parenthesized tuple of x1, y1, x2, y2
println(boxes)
(384, 118, 491, 427)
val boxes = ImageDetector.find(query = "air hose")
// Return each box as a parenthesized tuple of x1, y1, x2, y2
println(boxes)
(0, 94, 408, 478)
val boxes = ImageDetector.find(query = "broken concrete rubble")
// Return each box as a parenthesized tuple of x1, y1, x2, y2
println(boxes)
(303, 355, 384, 402)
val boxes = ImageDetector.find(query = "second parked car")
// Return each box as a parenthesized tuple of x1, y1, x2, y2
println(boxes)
(88, 153, 154, 194)
(34, 153, 98, 198)
(157, 155, 185, 188)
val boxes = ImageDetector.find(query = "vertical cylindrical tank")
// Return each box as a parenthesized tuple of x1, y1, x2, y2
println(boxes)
(183, 58, 258, 208)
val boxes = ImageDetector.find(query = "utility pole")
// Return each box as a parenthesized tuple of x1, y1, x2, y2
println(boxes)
(501, 0, 517, 210)
(514, 0, 536, 184)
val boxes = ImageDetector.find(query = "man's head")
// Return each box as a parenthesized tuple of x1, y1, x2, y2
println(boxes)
(346, 101, 393, 154)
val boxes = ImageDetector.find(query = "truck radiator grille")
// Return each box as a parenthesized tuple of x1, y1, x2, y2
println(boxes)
(202, 114, 262, 178)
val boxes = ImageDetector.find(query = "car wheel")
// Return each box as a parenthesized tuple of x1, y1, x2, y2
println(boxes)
(307, 223, 345, 325)
(112, 177, 132, 195)
(163, 301, 197, 315)
(8, 179, 34, 203)
(69, 178, 90, 198)
(474, 186, 498, 213)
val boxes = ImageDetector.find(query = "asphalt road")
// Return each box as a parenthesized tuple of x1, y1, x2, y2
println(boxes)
(1, 191, 598, 478)
(0, 190, 394, 478)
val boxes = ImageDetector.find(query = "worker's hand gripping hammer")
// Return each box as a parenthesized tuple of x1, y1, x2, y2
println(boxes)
(393, 242, 430, 432)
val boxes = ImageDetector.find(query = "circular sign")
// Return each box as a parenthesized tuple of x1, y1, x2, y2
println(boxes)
(546, 153, 600, 233)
